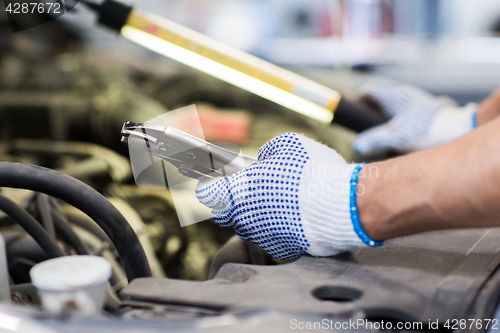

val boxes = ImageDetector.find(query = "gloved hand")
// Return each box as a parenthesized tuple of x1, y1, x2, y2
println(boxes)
(196, 133, 383, 260)
(352, 84, 477, 154)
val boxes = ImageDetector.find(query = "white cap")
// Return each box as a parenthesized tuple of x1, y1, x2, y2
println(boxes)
(30, 256, 112, 292)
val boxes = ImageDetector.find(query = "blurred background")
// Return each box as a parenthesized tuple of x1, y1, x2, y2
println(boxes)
(61, 0, 500, 104)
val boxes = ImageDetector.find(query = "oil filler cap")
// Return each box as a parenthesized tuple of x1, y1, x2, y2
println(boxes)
(30, 256, 111, 314)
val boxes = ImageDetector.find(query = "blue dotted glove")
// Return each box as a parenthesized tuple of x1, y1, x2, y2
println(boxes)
(353, 84, 477, 154)
(196, 133, 382, 260)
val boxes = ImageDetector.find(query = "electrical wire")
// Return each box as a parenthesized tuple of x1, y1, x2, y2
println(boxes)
(49, 198, 89, 255)
(61, 210, 117, 253)
(0, 162, 151, 281)
(0, 194, 65, 258)
(16, 192, 89, 256)
(52, 209, 89, 256)
(36, 193, 56, 240)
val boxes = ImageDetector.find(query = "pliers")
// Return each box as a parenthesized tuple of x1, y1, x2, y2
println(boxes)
(120, 121, 256, 180)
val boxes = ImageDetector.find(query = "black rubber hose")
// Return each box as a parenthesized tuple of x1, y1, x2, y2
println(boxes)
(0, 162, 151, 281)
(52, 210, 89, 255)
(0, 194, 65, 258)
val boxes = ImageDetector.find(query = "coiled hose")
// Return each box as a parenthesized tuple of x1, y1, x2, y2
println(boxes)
(0, 162, 151, 281)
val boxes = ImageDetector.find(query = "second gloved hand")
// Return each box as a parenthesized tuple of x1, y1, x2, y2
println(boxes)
(353, 84, 477, 154)
(196, 133, 383, 260)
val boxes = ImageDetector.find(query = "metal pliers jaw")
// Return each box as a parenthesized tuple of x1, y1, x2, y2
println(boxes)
(121, 121, 256, 180)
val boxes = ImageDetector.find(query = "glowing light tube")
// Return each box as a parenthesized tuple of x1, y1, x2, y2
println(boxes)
(121, 10, 340, 123)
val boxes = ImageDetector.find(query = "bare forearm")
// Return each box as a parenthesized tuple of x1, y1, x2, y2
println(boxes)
(477, 87, 500, 126)
(358, 116, 500, 240)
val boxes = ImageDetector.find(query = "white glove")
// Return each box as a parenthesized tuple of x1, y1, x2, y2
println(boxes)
(196, 133, 383, 260)
(353, 84, 477, 154)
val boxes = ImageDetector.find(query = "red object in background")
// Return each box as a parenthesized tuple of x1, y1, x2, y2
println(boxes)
(198, 105, 251, 145)
(318, 5, 333, 37)
(176, 105, 251, 145)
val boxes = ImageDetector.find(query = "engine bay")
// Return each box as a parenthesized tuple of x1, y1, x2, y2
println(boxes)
(0, 3, 500, 333)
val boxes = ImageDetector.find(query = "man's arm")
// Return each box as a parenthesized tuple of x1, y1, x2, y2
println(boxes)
(196, 103, 500, 260)
(477, 87, 500, 126)
(359, 115, 500, 241)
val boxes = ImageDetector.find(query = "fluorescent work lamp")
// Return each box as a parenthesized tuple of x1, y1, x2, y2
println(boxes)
(84, 0, 385, 129)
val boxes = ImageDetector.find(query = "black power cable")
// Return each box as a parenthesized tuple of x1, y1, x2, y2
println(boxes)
(49, 198, 89, 255)
(52, 209, 89, 256)
(36, 193, 56, 240)
(0, 194, 65, 258)
(80, 0, 132, 32)
(0, 162, 151, 281)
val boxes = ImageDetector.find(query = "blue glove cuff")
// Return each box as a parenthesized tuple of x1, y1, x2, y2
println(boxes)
(350, 164, 384, 247)
(472, 112, 478, 129)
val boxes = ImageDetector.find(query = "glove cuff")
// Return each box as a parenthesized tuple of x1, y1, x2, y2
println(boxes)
(411, 103, 477, 151)
(350, 164, 384, 247)
(297, 137, 382, 256)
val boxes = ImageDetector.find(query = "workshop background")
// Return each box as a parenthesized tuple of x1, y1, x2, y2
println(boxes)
(64, 0, 500, 102)
(0, 0, 500, 330)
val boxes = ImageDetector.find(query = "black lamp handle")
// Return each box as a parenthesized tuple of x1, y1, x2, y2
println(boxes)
(332, 97, 387, 132)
